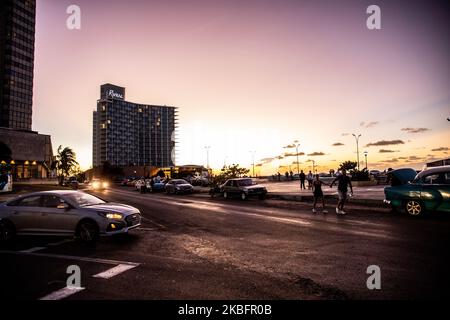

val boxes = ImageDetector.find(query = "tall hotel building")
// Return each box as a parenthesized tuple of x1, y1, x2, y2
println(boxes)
(93, 84, 177, 168)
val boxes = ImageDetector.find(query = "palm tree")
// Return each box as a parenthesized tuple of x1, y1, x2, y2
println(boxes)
(52, 145, 78, 185)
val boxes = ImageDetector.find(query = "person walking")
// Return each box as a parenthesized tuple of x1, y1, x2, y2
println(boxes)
(306, 171, 313, 189)
(299, 170, 306, 190)
(289, 170, 294, 180)
(312, 174, 328, 213)
(330, 169, 353, 215)
(277, 172, 281, 181)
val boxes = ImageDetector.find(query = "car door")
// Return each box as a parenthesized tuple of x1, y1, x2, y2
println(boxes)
(7, 195, 44, 234)
(40, 195, 80, 235)
(420, 173, 447, 212)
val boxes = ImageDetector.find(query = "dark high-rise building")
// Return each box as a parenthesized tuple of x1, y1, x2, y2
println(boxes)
(93, 84, 177, 168)
(0, 0, 53, 180)
(0, 0, 35, 130)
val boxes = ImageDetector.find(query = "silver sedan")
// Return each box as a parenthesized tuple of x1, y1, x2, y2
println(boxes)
(0, 190, 141, 243)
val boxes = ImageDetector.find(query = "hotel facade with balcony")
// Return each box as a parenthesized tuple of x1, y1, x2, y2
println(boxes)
(92, 83, 177, 170)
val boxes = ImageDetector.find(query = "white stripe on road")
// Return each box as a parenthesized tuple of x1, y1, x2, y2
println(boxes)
(20, 247, 46, 253)
(93, 264, 138, 279)
(47, 239, 73, 246)
(0, 250, 140, 266)
(39, 286, 85, 300)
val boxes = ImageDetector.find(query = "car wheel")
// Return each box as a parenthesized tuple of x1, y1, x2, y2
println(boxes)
(223, 191, 228, 199)
(405, 200, 424, 217)
(0, 220, 16, 243)
(77, 220, 99, 244)
(241, 192, 247, 200)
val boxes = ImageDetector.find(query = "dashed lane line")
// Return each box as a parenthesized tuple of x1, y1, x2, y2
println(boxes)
(39, 287, 85, 300)
(20, 247, 46, 253)
(93, 264, 138, 279)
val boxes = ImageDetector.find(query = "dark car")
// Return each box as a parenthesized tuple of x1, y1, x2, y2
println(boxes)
(165, 179, 194, 194)
(220, 178, 267, 200)
(384, 166, 450, 216)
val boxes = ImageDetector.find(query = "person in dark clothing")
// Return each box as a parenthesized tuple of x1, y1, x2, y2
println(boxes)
(289, 170, 293, 180)
(330, 169, 353, 215)
(277, 172, 281, 181)
(285, 171, 289, 180)
(312, 174, 328, 213)
(299, 170, 306, 190)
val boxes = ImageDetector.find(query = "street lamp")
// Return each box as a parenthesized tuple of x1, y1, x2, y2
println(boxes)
(352, 133, 361, 170)
(295, 142, 301, 176)
(204, 146, 210, 169)
(364, 151, 368, 171)
(250, 150, 256, 177)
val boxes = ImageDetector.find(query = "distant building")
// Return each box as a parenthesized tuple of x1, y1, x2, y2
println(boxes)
(426, 158, 450, 168)
(0, 0, 53, 180)
(92, 83, 177, 168)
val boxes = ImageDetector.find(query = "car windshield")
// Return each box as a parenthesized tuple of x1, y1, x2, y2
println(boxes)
(175, 180, 186, 185)
(65, 193, 106, 207)
(237, 179, 253, 186)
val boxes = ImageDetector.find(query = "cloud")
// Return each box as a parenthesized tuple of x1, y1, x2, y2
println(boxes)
(332, 142, 344, 146)
(283, 144, 296, 148)
(341, 133, 350, 136)
(291, 161, 301, 165)
(255, 163, 263, 167)
(366, 140, 405, 147)
(379, 149, 399, 153)
(360, 121, 379, 128)
(283, 152, 305, 157)
(384, 158, 399, 163)
(431, 147, 449, 152)
(408, 156, 423, 161)
(401, 127, 430, 134)
(259, 157, 275, 164)
(307, 152, 325, 156)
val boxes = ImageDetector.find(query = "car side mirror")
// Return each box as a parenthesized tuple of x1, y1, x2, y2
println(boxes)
(57, 202, 69, 210)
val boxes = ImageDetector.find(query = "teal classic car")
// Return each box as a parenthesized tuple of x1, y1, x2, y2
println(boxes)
(384, 166, 450, 216)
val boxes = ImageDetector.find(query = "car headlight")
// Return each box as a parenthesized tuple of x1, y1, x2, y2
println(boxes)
(92, 182, 100, 188)
(102, 182, 109, 188)
(99, 212, 123, 219)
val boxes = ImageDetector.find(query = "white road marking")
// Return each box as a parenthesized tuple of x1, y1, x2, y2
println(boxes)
(20, 247, 46, 253)
(39, 286, 85, 300)
(93, 264, 138, 279)
(0, 250, 140, 266)
(47, 239, 73, 246)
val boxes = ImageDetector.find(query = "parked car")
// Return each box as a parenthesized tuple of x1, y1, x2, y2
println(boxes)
(88, 178, 109, 190)
(221, 178, 267, 200)
(135, 179, 152, 193)
(0, 190, 141, 244)
(384, 166, 450, 216)
(151, 180, 166, 192)
(165, 179, 194, 194)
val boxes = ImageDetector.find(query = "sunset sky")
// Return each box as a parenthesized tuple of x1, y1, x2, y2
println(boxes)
(32, 0, 449, 174)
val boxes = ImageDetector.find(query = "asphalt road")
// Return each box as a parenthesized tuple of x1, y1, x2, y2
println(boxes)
(1, 186, 449, 300)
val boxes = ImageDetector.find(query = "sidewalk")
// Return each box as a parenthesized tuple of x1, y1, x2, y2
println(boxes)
(258, 180, 385, 206)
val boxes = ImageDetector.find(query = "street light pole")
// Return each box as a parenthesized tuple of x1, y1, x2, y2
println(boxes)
(204, 146, 210, 169)
(364, 151, 368, 171)
(352, 134, 361, 170)
(295, 142, 300, 175)
(250, 151, 256, 177)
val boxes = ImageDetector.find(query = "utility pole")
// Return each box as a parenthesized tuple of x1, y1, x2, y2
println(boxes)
(364, 151, 368, 171)
(204, 146, 210, 169)
(250, 151, 256, 177)
(352, 133, 361, 170)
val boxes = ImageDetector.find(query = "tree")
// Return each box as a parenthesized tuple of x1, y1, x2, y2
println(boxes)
(338, 161, 357, 172)
(51, 145, 79, 185)
(213, 164, 250, 185)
